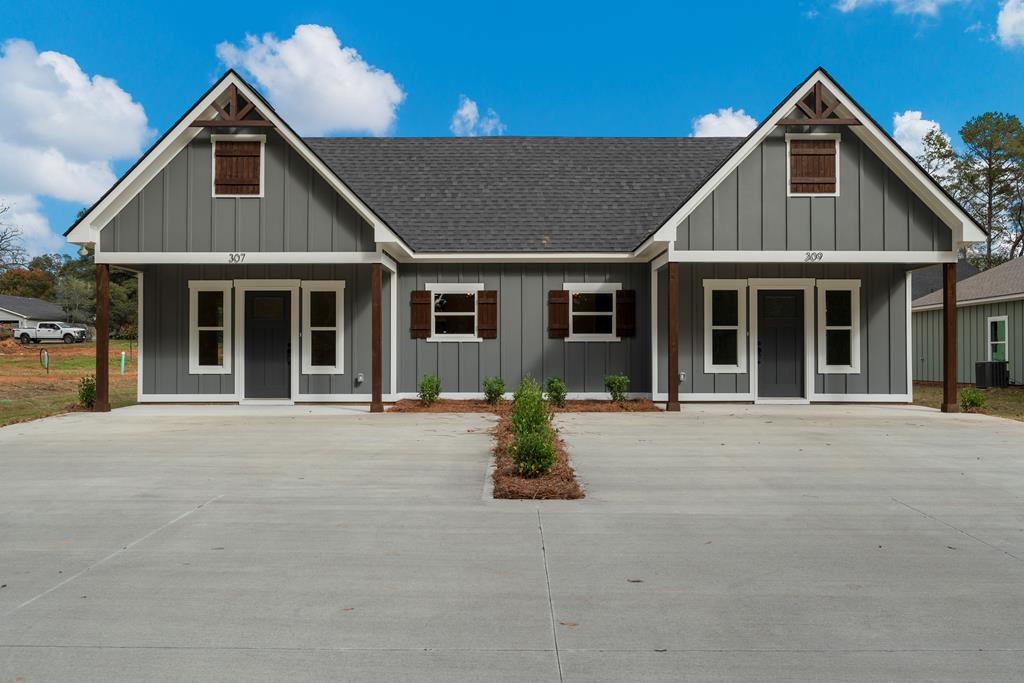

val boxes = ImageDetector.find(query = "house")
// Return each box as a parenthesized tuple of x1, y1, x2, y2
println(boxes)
(0, 295, 66, 332)
(911, 260, 979, 300)
(64, 67, 984, 413)
(912, 257, 1023, 385)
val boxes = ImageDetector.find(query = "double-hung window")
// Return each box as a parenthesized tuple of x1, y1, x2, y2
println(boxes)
(563, 283, 620, 342)
(703, 280, 747, 373)
(816, 280, 860, 373)
(428, 284, 483, 342)
(188, 281, 232, 374)
(302, 281, 345, 374)
(988, 315, 1008, 362)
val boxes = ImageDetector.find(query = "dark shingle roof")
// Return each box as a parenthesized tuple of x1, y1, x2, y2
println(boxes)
(305, 136, 742, 253)
(913, 257, 1024, 309)
(0, 295, 65, 320)
(911, 261, 979, 300)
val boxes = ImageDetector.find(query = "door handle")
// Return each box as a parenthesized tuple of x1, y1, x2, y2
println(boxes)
(757, 341, 762, 365)
(287, 342, 291, 364)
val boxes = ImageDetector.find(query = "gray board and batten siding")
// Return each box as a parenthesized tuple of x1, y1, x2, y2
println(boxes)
(676, 130, 953, 253)
(100, 130, 377, 254)
(913, 300, 1023, 385)
(140, 264, 391, 397)
(397, 263, 651, 394)
(656, 263, 911, 397)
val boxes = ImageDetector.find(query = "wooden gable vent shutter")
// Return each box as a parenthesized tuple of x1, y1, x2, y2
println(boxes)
(477, 290, 498, 339)
(410, 290, 431, 339)
(548, 290, 570, 338)
(616, 289, 636, 338)
(789, 139, 837, 194)
(215, 140, 261, 195)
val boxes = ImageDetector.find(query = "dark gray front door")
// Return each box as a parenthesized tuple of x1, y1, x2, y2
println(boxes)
(245, 291, 290, 399)
(757, 290, 804, 398)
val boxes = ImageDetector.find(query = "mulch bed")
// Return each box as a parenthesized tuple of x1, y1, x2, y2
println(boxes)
(388, 399, 496, 413)
(389, 398, 660, 414)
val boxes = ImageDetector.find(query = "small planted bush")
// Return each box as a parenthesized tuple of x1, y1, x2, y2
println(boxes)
(959, 387, 987, 412)
(510, 428, 556, 477)
(418, 374, 441, 406)
(511, 377, 551, 434)
(509, 377, 556, 476)
(604, 373, 630, 402)
(545, 377, 568, 408)
(483, 376, 506, 405)
(78, 375, 97, 409)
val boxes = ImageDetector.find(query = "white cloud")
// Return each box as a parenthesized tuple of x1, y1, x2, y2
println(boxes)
(997, 0, 1024, 46)
(691, 108, 757, 137)
(0, 195, 64, 255)
(217, 24, 405, 136)
(0, 39, 151, 255)
(449, 96, 506, 137)
(892, 110, 943, 158)
(834, 0, 962, 14)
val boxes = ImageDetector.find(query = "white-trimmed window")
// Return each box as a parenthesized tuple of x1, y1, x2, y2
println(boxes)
(817, 280, 861, 374)
(703, 280, 747, 373)
(427, 283, 483, 342)
(188, 281, 232, 374)
(302, 281, 345, 374)
(212, 134, 265, 197)
(563, 282, 620, 342)
(988, 315, 1008, 362)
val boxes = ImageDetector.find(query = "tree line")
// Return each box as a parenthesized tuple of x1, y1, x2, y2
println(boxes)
(917, 112, 1024, 269)
(0, 203, 137, 336)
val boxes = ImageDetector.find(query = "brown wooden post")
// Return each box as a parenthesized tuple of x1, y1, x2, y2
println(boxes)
(370, 263, 384, 413)
(94, 262, 111, 412)
(666, 262, 680, 412)
(941, 262, 958, 413)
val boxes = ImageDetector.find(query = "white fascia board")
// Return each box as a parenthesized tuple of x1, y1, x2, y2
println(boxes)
(646, 68, 984, 249)
(912, 292, 1024, 312)
(669, 249, 957, 264)
(95, 250, 391, 265)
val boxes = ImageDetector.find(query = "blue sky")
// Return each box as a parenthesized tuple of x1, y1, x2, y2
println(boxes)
(1, 0, 1022, 256)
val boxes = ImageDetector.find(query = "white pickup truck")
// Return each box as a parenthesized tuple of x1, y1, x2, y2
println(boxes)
(12, 321, 88, 344)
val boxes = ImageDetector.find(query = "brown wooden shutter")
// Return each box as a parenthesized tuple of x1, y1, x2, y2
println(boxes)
(548, 290, 570, 338)
(789, 139, 836, 194)
(410, 290, 431, 339)
(214, 140, 261, 195)
(615, 289, 636, 338)
(477, 290, 498, 339)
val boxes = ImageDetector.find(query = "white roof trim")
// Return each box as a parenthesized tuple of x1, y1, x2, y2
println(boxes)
(67, 72, 408, 253)
(912, 292, 1024, 312)
(646, 68, 985, 251)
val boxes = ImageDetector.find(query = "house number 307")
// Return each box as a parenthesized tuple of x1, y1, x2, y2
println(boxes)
(228, 252, 246, 264)
(804, 251, 824, 262)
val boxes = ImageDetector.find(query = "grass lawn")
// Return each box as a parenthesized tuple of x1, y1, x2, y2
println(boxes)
(913, 382, 1024, 422)
(0, 338, 137, 427)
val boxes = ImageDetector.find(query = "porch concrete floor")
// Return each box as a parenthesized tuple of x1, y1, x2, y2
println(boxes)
(1, 404, 1023, 681)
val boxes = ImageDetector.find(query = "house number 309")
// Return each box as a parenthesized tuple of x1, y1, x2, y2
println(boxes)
(804, 251, 824, 262)
(228, 253, 246, 264)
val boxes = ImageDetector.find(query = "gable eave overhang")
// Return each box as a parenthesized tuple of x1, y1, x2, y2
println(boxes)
(637, 67, 986, 255)
(65, 71, 409, 254)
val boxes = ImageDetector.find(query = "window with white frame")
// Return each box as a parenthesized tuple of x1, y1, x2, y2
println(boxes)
(188, 281, 232, 374)
(302, 281, 345, 374)
(988, 315, 1008, 362)
(703, 280, 747, 373)
(563, 282, 620, 342)
(817, 280, 861, 373)
(428, 283, 483, 341)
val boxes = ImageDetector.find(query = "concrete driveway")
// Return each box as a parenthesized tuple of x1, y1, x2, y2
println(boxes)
(1, 404, 1023, 681)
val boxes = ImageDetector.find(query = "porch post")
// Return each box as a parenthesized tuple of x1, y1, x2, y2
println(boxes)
(666, 262, 680, 412)
(94, 262, 111, 412)
(940, 261, 958, 413)
(370, 262, 384, 413)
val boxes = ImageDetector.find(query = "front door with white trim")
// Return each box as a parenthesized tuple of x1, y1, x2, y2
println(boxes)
(244, 291, 291, 399)
(757, 290, 804, 398)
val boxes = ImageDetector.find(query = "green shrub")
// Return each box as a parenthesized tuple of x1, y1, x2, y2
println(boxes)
(604, 373, 630, 402)
(545, 377, 568, 408)
(511, 377, 551, 435)
(511, 428, 557, 477)
(418, 374, 441, 406)
(482, 376, 506, 405)
(959, 387, 987, 412)
(78, 375, 97, 409)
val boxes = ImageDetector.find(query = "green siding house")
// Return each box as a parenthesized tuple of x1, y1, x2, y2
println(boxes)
(912, 258, 1023, 385)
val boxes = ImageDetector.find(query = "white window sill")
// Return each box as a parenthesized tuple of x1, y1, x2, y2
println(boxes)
(788, 192, 839, 198)
(189, 366, 231, 375)
(214, 194, 265, 199)
(819, 365, 860, 374)
(704, 364, 747, 374)
(302, 366, 345, 375)
(565, 335, 620, 343)
(427, 335, 482, 343)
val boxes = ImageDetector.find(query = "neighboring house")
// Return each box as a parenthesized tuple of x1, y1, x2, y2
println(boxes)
(912, 257, 1023, 385)
(911, 261, 978, 300)
(65, 67, 984, 412)
(0, 295, 66, 333)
